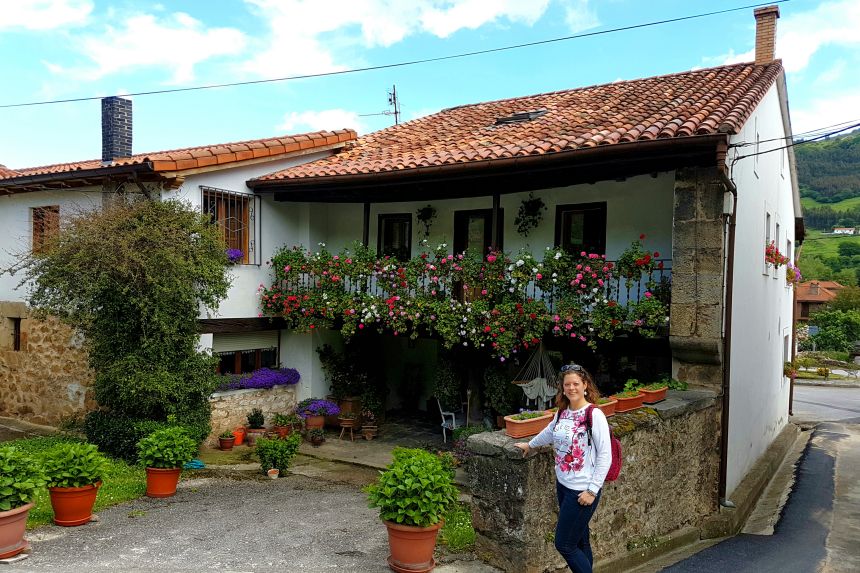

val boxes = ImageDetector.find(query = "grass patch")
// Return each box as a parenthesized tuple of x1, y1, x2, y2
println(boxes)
(800, 196, 860, 212)
(796, 370, 849, 381)
(3, 435, 146, 529)
(802, 229, 860, 259)
(439, 502, 476, 552)
(197, 446, 259, 466)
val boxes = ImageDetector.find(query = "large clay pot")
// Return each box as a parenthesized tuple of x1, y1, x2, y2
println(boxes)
(304, 415, 325, 431)
(219, 436, 236, 451)
(596, 399, 618, 417)
(0, 503, 33, 559)
(384, 520, 442, 573)
(48, 482, 101, 526)
(145, 467, 182, 498)
(611, 393, 645, 413)
(274, 425, 292, 439)
(639, 386, 668, 404)
(503, 412, 554, 438)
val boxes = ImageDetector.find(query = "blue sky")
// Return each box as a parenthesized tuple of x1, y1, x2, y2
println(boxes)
(0, 0, 857, 169)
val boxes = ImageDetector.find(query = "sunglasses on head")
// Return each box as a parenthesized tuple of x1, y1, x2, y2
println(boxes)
(560, 363, 584, 373)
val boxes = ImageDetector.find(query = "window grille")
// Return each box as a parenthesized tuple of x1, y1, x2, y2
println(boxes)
(201, 186, 262, 265)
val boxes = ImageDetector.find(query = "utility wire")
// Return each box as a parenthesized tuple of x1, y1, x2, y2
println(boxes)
(731, 118, 860, 147)
(732, 122, 860, 161)
(0, 0, 790, 109)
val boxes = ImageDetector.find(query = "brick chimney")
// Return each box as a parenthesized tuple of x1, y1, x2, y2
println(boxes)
(101, 96, 132, 163)
(810, 282, 820, 295)
(754, 5, 780, 65)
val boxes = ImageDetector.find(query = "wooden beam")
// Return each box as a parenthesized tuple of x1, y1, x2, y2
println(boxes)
(362, 202, 371, 247)
(491, 193, 500, 250)
(198, 317, 286, 334)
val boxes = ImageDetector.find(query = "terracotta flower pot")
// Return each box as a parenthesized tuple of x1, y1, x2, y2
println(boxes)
(219, 437, 236, 451)
(304, 415, 325, 431)
(596, 399, 618, 417)
(245, 428, 266, 446)
(384, 520, 442, 573)
(48, 482, 101, 526)
(639, 386, 668, 404)
(145, 467, 182, 498)
(310, 435, 325, 447)
(0, 502, 33, 559)
(232, 427, 246, 446)
(611, 393, 645, 413)
(267, 468, 280, 479)
(274, 425, 291, 439)
(503, 412, 554, 438)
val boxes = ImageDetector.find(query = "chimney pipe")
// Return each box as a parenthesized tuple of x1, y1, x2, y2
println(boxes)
(101, 96, 132, 163)
(753, 5, 780, 65)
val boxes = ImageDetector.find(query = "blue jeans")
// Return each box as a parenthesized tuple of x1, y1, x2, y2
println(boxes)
(555, 481, 601, 573)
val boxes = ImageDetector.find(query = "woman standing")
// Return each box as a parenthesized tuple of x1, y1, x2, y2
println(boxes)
(515, 364, 611, 573)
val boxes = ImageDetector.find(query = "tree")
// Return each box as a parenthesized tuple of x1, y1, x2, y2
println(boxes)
(21, 199, 231, 459)
(809, 309, 860, 353)
(829, 286, 860, 312)
(837, 242, 860, 258)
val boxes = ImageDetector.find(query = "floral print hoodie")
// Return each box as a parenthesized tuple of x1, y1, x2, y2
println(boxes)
(528, 404, 612, 493)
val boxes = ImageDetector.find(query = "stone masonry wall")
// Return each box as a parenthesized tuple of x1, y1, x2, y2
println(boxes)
(207, 384, 298, 446)
(0, 302, 95, 425)
(467, 390, 720, 573)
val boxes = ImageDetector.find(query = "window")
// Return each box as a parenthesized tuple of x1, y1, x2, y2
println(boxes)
(201, 187, 261, 265)
(454, 209, 503, 255)
(764, 212, 772, 275)
(216, 347, 278, 375)
(555, 202, 607, 255)
(786, 239, 792, 264)
(32, 206, 59, 254)
(377, 214, 412, 260)
(774, 222, 781, 279)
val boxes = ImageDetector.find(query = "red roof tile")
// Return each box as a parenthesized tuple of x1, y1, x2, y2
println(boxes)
(256, 61, 782, 183)
(796, 281, 844, 303)
(0, 129, 357, 182)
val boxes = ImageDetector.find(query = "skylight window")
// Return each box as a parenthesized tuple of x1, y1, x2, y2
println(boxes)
(494, 109, 548, 125)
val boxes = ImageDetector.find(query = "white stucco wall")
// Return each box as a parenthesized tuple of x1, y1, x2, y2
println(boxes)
(725, 83, 796, 496)
(320, 173, 675, 262)
(0, 189, 103, 302)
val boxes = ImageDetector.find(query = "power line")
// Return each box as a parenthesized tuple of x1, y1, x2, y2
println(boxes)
(732, 122, 860, 161)
(731, 118, 860, 147)
(0, 0, 790, 109)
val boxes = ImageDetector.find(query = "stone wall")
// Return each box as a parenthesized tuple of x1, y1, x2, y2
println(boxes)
(0, 301, 95, 425)
(207, 384, 298, 446)
(467, 390, 720, 573)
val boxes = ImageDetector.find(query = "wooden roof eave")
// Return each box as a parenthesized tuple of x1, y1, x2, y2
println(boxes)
(0, 162, 161, 195)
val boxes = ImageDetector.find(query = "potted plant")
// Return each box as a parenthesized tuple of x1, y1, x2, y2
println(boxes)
(611, 390, 645, 413)
(296, 398, 340, 431)
(317, 344, 365, 422)
(360, 408, 379, 440)
(365, 448, 458, 573)
(307, 428, 326, 447)
(137, 427, 198, 498)
(272, 413, 303, 439)
(245, 408, 266, 446)
(639, 382, 669, 404)
(41, 442, 107, 527)
(503, 409, 554, 439)
(267, 468, 280, 479)
(218, 430, 236, 451)
(256, 434, 302, 475)
(0, 447, 45, 558)
(596, 396, 618, 417)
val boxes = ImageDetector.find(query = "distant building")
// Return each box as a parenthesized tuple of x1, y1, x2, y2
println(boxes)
(832, 227, 856, 235)
(796, 280, 845, 321)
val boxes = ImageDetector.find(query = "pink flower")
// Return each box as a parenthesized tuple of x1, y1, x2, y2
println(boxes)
(536, 273, 543, 279)
(487, 254, 497, 263)
(645, 291, 653, 298)
(359, 324, 365, 329)
(481, 289, 488, 295)
(580, 251, 586, 257)
(598, 279, 604, 286)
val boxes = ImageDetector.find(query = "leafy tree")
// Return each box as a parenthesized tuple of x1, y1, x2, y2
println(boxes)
(20, 199, 230, 458)
(829, 286, 860, 312)
(809, 309, 860, 352)
(838, 242, 860, 258)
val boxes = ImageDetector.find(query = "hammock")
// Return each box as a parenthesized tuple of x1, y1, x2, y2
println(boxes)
(512, 343, 558, 409)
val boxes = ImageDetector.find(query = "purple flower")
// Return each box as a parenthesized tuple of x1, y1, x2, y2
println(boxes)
(295, 398, 340, 417)
(216, 368, 301, 391)
(226, 248, 244, 264)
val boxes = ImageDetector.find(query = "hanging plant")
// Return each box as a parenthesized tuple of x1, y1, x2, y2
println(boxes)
(514, 193, 547, 237)
(416, 205, 437, 240)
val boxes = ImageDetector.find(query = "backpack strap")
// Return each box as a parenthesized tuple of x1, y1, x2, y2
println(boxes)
(585, 404, 594, 446)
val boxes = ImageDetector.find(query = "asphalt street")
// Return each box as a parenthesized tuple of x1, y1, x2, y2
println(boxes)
(661, 385, 860, 573)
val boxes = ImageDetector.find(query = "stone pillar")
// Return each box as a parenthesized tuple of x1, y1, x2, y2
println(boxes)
(670, 167, 726, 389)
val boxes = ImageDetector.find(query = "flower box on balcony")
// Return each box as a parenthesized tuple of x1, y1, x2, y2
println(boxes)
(504, 411, 554, 438)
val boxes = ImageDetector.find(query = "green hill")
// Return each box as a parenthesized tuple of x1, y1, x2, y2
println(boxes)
(795, 129, 860, 205)
(800, 196, 860, 212)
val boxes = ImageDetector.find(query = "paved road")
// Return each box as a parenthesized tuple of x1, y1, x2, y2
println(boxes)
(662, 385, 860, 573)
(792, 385, 860, 424)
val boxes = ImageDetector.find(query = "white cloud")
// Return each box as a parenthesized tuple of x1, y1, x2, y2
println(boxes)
(47, 12, 246, 83)
(242, 0, 555, 78)
(560, 0, 600, 34)
(0, 0, 92, 31)
(815, 60, 847, 85)
(705, 0, 860, 73)
(278, 109, 365, 134)
(791, 91, 860, 137)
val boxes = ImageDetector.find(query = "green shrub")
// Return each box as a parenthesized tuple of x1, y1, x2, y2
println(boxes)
(40, 442, 108, 488)
(365, 447, 458, 528)
(85, 410, 210, 462)
(452, 426, 486, 442)
(246, 408, 265, 429)
(439, 503, 476, 552)
(256, 434, 302, 474)
(137, 427, 198, 469)
(0, 447, 45, 511)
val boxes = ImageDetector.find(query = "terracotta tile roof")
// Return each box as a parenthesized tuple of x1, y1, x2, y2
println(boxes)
(0, 165, 19, 178)
(796, 281, 844, 303)
(0, 130, 357, 181)
(256, 61, 782, 183)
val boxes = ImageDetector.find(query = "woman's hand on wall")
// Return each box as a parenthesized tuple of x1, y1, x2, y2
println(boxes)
(514, 442, 530, 457)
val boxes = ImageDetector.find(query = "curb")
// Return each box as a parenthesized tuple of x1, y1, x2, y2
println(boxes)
(594, 527, 701, 573)
(794, 381, 860, 389)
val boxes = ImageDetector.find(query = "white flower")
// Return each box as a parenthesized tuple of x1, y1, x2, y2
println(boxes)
(516, 260, 524, 267)
(532, 268, 538, 273)
(318, 242, 326, 247)
(554, 252, 562, 260)
(509, 287, 515, 293)
(462, 317, 467, 323)
(552, 273, 557, 278)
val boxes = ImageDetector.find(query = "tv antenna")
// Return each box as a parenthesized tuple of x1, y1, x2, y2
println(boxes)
(359, 84, 401, 125)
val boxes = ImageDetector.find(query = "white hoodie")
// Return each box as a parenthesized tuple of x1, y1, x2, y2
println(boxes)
(528, 404, 612, 493)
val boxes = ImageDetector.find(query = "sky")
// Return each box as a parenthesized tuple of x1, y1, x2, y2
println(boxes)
(0, 0, 858, 169)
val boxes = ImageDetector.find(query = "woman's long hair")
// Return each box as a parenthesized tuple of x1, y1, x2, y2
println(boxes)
(555, 365, 601, 411)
